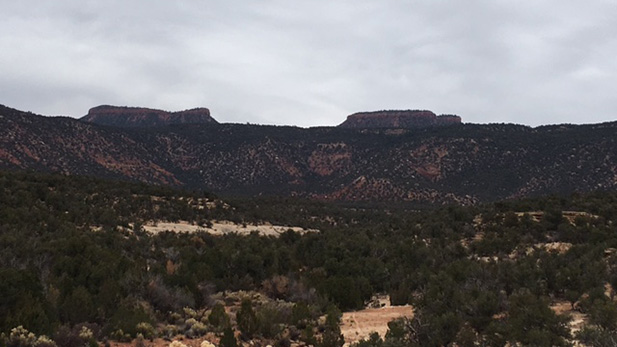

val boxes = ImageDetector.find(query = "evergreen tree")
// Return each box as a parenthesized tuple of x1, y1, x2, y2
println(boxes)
(236, 299, 259, 340)
(208, 303, 230, 330)
(219, 326, 237, 347)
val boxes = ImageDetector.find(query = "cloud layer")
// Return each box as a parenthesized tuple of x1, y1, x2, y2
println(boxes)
(2, 0, 617, 127)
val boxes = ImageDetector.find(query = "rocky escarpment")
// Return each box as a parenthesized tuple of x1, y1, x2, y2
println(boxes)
(2, 104, 617, 205)
(339, 110, 461, 129)
(81, 105, 218, 127)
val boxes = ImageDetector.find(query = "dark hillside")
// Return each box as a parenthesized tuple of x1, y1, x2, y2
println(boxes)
(1, 104, 617, 205)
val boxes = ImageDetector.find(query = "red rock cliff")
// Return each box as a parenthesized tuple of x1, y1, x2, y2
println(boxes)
(338, 110, 462, 129)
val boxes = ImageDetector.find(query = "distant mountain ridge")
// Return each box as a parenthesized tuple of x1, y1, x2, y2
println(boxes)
(339, 110, 462, 129)
(81, 105, 218, 127)
(1, 103, 617, 205)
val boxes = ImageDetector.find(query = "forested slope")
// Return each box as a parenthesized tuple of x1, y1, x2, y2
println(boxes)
(3, 171, 617, 345)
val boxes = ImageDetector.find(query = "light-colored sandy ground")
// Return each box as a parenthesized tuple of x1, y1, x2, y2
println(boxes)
(142, 220, 317, 237)
(550, 300, 588, 336)
(340, 305, 414, 346)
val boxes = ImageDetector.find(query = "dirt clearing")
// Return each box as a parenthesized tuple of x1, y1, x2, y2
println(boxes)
(142, 220, 317, 237)
(340, 305, 414, 345)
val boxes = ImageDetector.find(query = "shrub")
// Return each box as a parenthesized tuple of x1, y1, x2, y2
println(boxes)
(52, 326, 82, 347)
(291, 302, 311, 329)
(576, 326, 617, 346)
(7, 326, 37, 347)
(300, 325, 317, 346)
(33, 336, 56, 347)
(184, 318, 198, 329)
(208, 303, 230, 329)
(146, 279, 195, 313)
(257, 302, 292, 338)
(6, 326, 57, 347)
(76, 327, 92, 342)
(186, 322, 207, 338)
(183, 308, 198, 319)
(262, 275, 290, 299)
(590, 299, 617, 330)
(106, 301, 154, 338)
(353, 332, 383, 347)
(159, 325, 178, 340)
(219, 326, 237, 347)
(168, 312, 183, 325)
(109, 330, 131, 343)
(135, 322, 156, 340)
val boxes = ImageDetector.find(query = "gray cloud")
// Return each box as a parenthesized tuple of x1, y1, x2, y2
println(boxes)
(1, 0, 617, 127)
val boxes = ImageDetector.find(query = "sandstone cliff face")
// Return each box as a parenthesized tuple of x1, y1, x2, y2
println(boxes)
(339, 110, 461, 129)
(81, 105, 218, 127)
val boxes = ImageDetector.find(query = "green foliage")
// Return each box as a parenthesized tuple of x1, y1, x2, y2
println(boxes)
(0, 270, 55, 335)
(319, 330, 344, 347)
(320, 306, 344, 347)
(403, 311, 462, 346)
(106, 302, 154, 338)
(291, 302, 311, 329)
(590, 299, 617, 330)
(505, 290, 570, 346)
(208, 303, 230, 329)
(324, 305, 342, 331)
(4, 171, 617, 345)
(320, 276, 371, 311)
(454, 324, 481, 347)
(300, 325, 317, 346)
(3, 326, 57, 347)
(219, 326, 237, 347)
(135, 322, 156, 340)
(58, 286, 94, 326)
(6, 326, 38, 347)
(384, 319, 405, 342)
(352, 332, 383, 347)
(52, 325, 98, 347)
(236, 299, 259, 340)
(576, 326, 617, 346)
(256, 302, 291, 339)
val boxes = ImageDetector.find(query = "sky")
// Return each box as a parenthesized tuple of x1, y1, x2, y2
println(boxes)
(1, 1, 617, 127)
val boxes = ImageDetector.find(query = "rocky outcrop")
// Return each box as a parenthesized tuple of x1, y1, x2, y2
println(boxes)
(339, 110, 461, 129)
(81, 105, 218, 128)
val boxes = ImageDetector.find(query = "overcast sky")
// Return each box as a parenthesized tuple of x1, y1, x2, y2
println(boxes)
(1, 1, 617, 127)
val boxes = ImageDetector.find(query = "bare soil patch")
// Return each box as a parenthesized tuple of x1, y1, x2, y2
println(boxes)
(142, 220, 317, 237)
(340, 305, 413, 345)
(551, 300, 588, 335)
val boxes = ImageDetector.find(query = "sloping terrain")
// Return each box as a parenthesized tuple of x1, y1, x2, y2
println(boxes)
(1, 104, 617, 204)
(3, 170, 617, 345)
